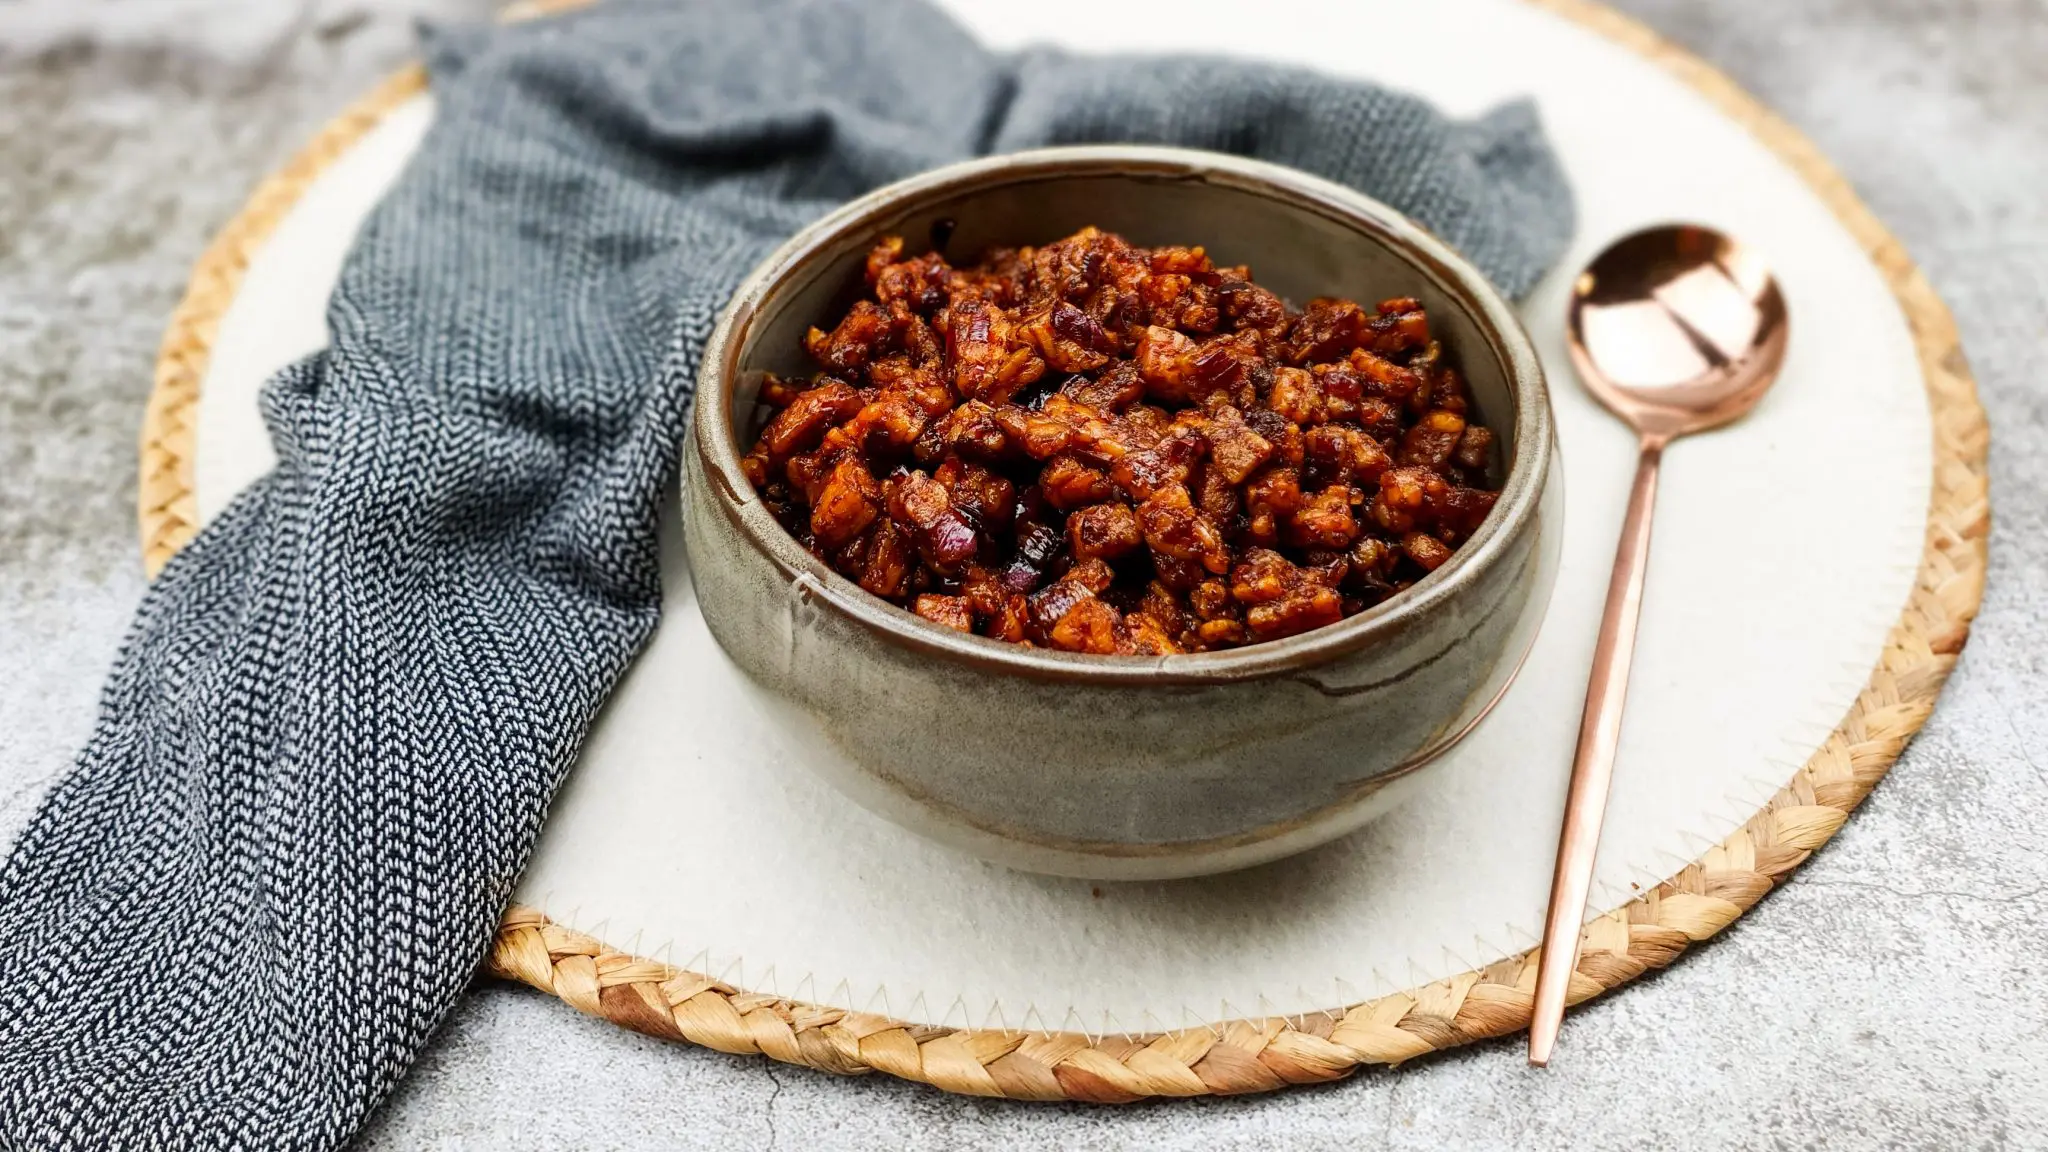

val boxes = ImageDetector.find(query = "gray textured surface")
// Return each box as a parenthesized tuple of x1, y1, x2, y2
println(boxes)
(0, 1, 2041, 1148)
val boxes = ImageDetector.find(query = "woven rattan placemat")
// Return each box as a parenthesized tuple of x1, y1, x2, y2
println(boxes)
(134, 0, 1988, 1102)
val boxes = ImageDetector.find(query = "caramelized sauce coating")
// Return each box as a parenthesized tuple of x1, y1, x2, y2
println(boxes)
(743, 228, 1502, 654)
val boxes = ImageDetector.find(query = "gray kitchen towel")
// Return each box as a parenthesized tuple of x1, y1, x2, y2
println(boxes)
(0, 1, 1571, 1147)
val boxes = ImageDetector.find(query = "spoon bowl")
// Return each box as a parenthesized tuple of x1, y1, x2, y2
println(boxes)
(1567, 224, 1788, 443)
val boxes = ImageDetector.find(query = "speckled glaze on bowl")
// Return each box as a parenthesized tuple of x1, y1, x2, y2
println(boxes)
(682, 146, 1561, 880)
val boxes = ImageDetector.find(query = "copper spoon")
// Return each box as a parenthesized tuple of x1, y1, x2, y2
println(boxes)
(1527, 225, 1788, 1067)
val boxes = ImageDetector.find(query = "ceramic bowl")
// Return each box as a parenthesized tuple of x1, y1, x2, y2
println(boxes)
(682, 146, 1562, 880)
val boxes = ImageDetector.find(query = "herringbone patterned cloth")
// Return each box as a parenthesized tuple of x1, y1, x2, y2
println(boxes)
(0, 2, 1571, 1146)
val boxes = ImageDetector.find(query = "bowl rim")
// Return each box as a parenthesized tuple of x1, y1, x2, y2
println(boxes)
(688, 144, 1552, 686)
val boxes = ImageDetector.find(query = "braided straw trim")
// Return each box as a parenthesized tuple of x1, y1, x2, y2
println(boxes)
(140, 0, 1989, 1101)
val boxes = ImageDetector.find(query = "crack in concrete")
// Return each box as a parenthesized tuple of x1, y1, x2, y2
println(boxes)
(761, 1060, 784, 1151)
(1994, 692, 2048, 793)
(1794, 877, 2047, 909)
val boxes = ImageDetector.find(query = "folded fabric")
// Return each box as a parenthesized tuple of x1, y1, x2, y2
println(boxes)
(0, 1, 1571, 1146)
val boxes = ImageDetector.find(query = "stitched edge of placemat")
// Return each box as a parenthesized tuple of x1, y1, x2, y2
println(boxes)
(135, 0, 1990, 1102)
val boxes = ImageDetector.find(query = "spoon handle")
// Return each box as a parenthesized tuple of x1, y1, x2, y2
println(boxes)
(1528, 435, 1666, 1067)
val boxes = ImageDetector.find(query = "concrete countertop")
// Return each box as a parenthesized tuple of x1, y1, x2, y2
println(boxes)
(1, 1, 2042, 1147)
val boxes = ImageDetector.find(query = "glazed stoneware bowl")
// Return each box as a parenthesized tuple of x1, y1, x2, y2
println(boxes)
(683, 146, 1562, 880)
